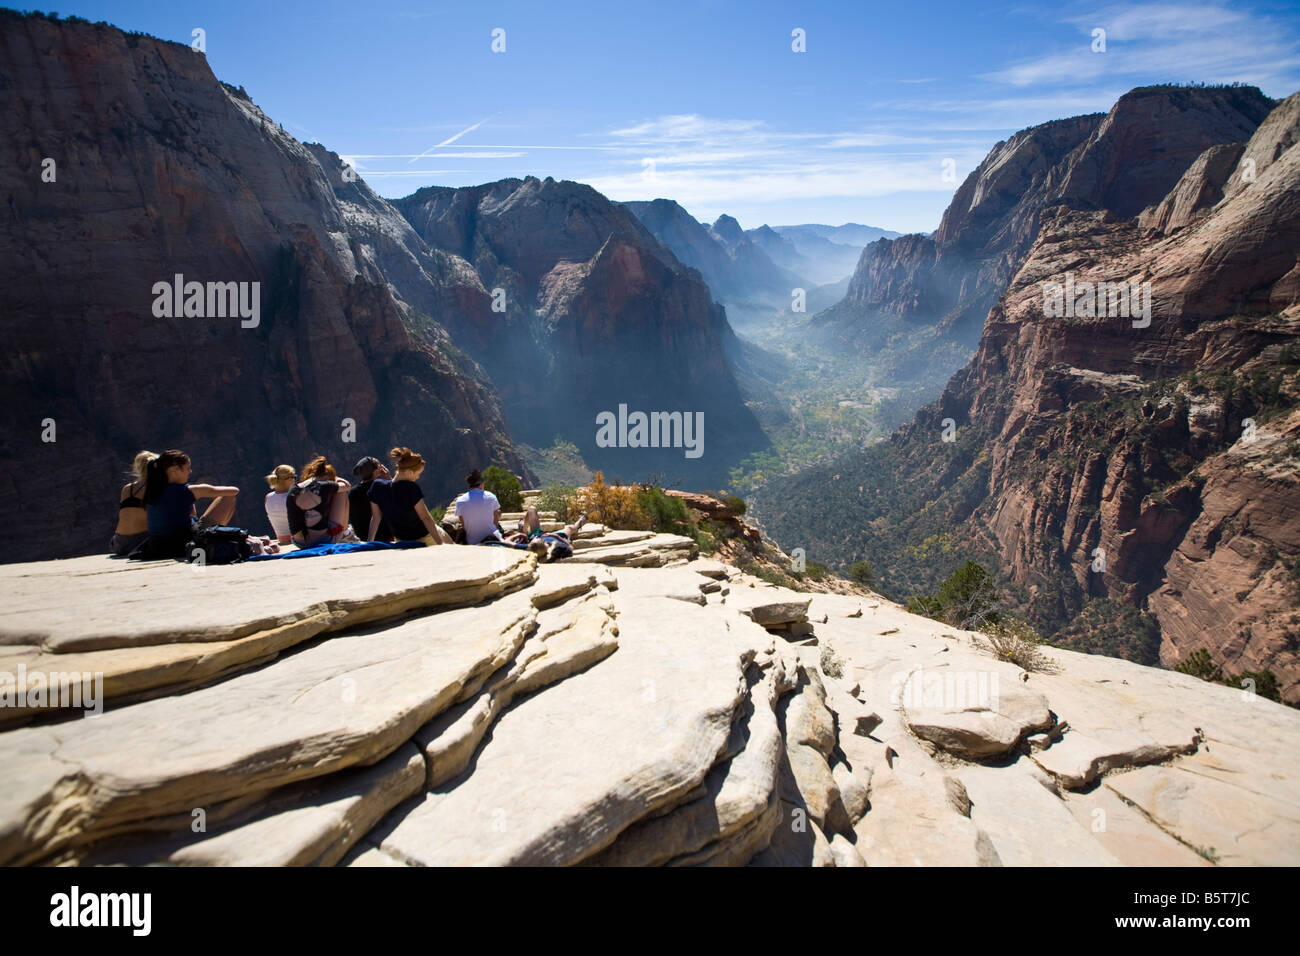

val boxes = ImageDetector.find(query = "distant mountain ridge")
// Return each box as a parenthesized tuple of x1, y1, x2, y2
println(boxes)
(622, 201, 900, 311)
(768, 223, 902, 286)
(775, 222, 901, 245)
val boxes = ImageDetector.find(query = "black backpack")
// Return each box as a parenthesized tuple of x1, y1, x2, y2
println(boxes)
(188, 526, 253, 565)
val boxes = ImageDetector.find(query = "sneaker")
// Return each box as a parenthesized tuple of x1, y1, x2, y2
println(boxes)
(334, 525, 363, 544)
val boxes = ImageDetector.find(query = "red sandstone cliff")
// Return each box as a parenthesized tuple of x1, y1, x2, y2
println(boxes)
(0, 12, 531, 561)
(393, 179, 768, 484)
(898, 91, 1300, 699)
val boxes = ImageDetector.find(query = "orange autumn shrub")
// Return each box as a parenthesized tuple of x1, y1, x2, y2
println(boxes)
(581, 471, 652, 531)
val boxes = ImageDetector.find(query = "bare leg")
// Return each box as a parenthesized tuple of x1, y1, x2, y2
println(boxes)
(202, 493, 237, 525)
(564, 511, 589, 537)
(523, 506, 541, 535)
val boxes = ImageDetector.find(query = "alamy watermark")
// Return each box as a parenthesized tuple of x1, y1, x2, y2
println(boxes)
(595, 404, 704, 459)
(50, 886, 150, 936)
(0, 666, 104, 716)
(152, 274, 260, 328)
(890, 667, 1000, 711)
(1042, 272, 1151, 328)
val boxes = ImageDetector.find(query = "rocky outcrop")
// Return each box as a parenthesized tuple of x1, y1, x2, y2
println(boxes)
(2, 522, 1295, 867)
(0, 11, 531, 564)
(814, 85, 1275, 350)
(394, 181, 768, 484)
(1138, 142, 1245, 233)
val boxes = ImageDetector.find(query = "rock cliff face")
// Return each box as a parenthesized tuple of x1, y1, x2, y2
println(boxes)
(394, 181, 768, 485)
(0, 11, 530, 562)
(815, 86, 1275, 349)
(945, 93, 1300, 701)
(761, 91, 1300, 702)
(2, 512, 1296, 866)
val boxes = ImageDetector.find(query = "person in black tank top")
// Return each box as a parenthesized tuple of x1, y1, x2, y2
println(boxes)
(111, 450, 156, 556)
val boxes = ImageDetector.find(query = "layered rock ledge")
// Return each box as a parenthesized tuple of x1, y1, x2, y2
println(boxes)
(1, 523, 1296, 866)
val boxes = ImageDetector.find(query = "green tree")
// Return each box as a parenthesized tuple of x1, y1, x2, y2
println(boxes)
(482, 466, 523, 512)
(907, 560, 1000, 630)
(847, 560, 876, 587)
(1174, 648, 1223, 681)
(636, 487, 690, 535)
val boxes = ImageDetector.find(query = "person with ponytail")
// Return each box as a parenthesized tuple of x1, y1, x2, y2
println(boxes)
(263, 464, 297, 546)
(110, 450, 157, 556)
(366, 446, 453, 545)
(141, 450, 240, 556)
(285, 455, 358, 547)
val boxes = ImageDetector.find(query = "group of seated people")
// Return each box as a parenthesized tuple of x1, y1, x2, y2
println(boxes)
(111, 446, 587, 561)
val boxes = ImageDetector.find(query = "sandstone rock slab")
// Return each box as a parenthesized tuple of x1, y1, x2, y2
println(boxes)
(0, 593, 538, 865)
(373, 597, 760, 865)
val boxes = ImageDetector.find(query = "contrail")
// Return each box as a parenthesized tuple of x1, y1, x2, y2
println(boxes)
(409, 113, 498, 163)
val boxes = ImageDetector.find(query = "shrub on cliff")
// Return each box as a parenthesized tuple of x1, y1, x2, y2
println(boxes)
(636, 487, 691, 535)
(847, 560, 876, 587)
(1175, 649, 1281, 702)
(907, 560, 1000, 630)
(979, 618, 1058, 673)
(1175, 648, 1223, 681)
(536, 483, 578, 522)
(482, 466, 523, 512)
(581, 472, 651, 531)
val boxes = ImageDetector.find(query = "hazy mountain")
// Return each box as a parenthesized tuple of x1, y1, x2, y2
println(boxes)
(397, 181, 768, 486)
(621, 201, 805, 318)
(766, 223, 902, 286)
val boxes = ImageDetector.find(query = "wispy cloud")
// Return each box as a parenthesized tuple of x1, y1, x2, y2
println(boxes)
(608, 115, 767, 139)
(984, 2, 1300, 93)
(569, 112, 991, 215)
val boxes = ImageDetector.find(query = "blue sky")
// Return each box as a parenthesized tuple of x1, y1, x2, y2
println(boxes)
(25, 0, 1300, 233)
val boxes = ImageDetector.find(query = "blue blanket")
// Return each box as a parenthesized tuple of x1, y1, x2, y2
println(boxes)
(247, 540, 426, 561)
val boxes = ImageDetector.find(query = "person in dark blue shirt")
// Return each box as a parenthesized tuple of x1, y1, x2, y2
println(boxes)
(350, 456, 393, 543)
(366, 446, 453, 545)
(141, 449, 240, 554)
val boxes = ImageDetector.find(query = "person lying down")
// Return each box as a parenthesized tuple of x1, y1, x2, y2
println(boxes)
(484, 506, 588, 561)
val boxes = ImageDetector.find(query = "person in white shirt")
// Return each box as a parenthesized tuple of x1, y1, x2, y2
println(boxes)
(454, 469, 501, 545)
(263, 464, 295, 545)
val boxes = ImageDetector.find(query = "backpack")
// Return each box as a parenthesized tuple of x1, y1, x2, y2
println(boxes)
(188, 526, 253, 565)
(127, 532, 189, 561)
